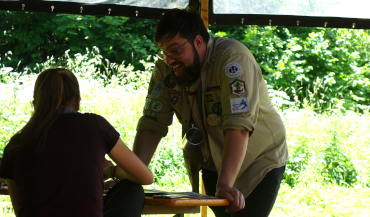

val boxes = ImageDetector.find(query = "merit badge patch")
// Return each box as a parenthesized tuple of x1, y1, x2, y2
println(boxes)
(230, 97, 249, 113)
(206, 94, 213, 102)
(230, 79, 246, 96)
(165, 74, 176, 89)
(152, 82, 164, 98)
(144, 110, 160, 120)
(212, 102, 222, 116)
(225, 62, 242, 78)
(144, 97, 153, 110)
(206, 114, 221, 126)
(148, 78, 155, 95)
(171, 96, 179, 105)
(150, 100, 163, 112)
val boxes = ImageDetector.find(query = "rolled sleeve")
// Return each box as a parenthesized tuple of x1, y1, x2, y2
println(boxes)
(219, 46, 263, 136)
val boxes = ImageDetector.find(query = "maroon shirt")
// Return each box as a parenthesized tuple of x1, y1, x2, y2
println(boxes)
(0, 113, 119, 217)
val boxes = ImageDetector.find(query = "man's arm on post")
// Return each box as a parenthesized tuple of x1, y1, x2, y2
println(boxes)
(133, 130, 163, 166)
(216, 129, 249, 213)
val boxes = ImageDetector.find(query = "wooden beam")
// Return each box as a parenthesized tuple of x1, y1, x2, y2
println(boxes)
(201, 0, 209, 30)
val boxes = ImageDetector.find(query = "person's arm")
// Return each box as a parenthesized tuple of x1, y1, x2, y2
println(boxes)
(132, 130, 162, 166)
(216, 129, 249, 213)
(7, 179, 20, 216)
(107, 138, 154, 185)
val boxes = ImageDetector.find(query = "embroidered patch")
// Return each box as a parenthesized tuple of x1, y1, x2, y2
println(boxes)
(150, 100, 163, 112)
(171, 96, 179, 105)
(206, 94, 213, 102)
(152, 82, 164, 98)
(206, 86, 221, 92)
(225, 62, 242, 78)
(144, 109, 160, 120)
(144, 97, 153, 110)
(230, 79, 246, 96)
(212, 102, 222, 116)
(165, 74, 176, 89)
(207, 114, 221, 126)
(170, 89, 181, 96)
(148, 78, 155, 95)
(230, 97, 249, 113)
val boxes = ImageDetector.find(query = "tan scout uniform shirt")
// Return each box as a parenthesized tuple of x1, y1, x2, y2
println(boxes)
(137, 37, 289, 197)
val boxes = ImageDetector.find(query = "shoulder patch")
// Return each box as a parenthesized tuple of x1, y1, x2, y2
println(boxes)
(230, 97, 249, 113)
(144, 110, 160, 120)
(144, 97, 153, 110)
(230, 79, 246, 96)
(150, 100, 163, 112)
(152, 82, 164, 98)
(165, 74, 176, 89)
(225, 62, 242, 78)
(206, 86, 221, 92)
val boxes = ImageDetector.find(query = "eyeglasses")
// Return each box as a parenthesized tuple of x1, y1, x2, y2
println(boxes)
(155, 40, 189, 60)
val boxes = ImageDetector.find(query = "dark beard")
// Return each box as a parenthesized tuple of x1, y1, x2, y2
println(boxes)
(174, 43, 202, 87)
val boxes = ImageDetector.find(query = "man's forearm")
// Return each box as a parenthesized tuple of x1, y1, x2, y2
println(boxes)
(132, 130, 162, 166)
(217, 129, 249, 190)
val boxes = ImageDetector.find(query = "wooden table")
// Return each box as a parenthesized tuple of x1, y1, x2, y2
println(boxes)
(143, 196, 229, 216)
(0, 187, 229, 216)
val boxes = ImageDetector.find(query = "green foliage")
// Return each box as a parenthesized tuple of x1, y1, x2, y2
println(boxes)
(209, 25, 370, 111)
(0, 11, 158, 71)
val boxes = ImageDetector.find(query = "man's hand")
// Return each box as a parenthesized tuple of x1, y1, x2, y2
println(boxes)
(216, 185, 245, 213)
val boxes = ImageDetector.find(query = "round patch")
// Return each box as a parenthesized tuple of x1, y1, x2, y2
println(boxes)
(150, 100, 163, 112)
(171, 96, 179, 105)
(207, 114, 221, 126)
(225, 62, 242, 78)
(212, 103, 222, 116)
(165, 74, 176, 89)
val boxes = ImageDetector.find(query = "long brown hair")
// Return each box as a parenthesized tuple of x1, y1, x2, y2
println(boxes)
(8, 68, 80, 152)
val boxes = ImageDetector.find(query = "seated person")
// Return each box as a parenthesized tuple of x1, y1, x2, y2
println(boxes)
(0, 68, 153, 217)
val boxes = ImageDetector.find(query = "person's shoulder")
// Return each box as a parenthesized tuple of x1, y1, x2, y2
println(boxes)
(215, 37, 250, 55)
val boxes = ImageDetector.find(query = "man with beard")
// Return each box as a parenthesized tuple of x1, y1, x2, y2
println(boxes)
(132, 9, 288, 216)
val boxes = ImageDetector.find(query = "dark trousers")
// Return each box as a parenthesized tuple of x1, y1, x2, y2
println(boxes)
(202, 166, 285, 217)
(103, 179, 145, 217)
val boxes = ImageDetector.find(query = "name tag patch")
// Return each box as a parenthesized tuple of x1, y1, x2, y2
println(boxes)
(150, 100, 163, 112)
(230, 79, 246, 96)
(152, 82, 164, 98)
(225, 62, 242, 78)
(230, 97, 249, 113)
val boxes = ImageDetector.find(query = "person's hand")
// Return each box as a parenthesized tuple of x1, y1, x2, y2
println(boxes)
(216, 185, 245, 213)
(103, 159, 114, 180)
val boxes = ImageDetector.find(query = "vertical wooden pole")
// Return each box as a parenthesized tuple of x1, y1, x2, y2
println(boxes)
(201, 0, 209, 30)
(200, 171, 207, 217)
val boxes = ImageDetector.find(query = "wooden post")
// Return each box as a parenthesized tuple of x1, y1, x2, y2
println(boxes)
(201, 0, 209, 30)
(200, 171, 207, 217)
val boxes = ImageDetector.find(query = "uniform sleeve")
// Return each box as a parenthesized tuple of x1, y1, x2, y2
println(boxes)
(96, 115, 120, 154)
(219, 47, 263, 135)
(0, 145, 15, 179)
(136, 61, 174, 137)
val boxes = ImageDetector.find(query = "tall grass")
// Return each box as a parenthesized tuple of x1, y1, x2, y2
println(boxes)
(1, 49, 369, 216)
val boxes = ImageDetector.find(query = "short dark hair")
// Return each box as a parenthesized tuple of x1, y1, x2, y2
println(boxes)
(154, 9, 210, 45)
